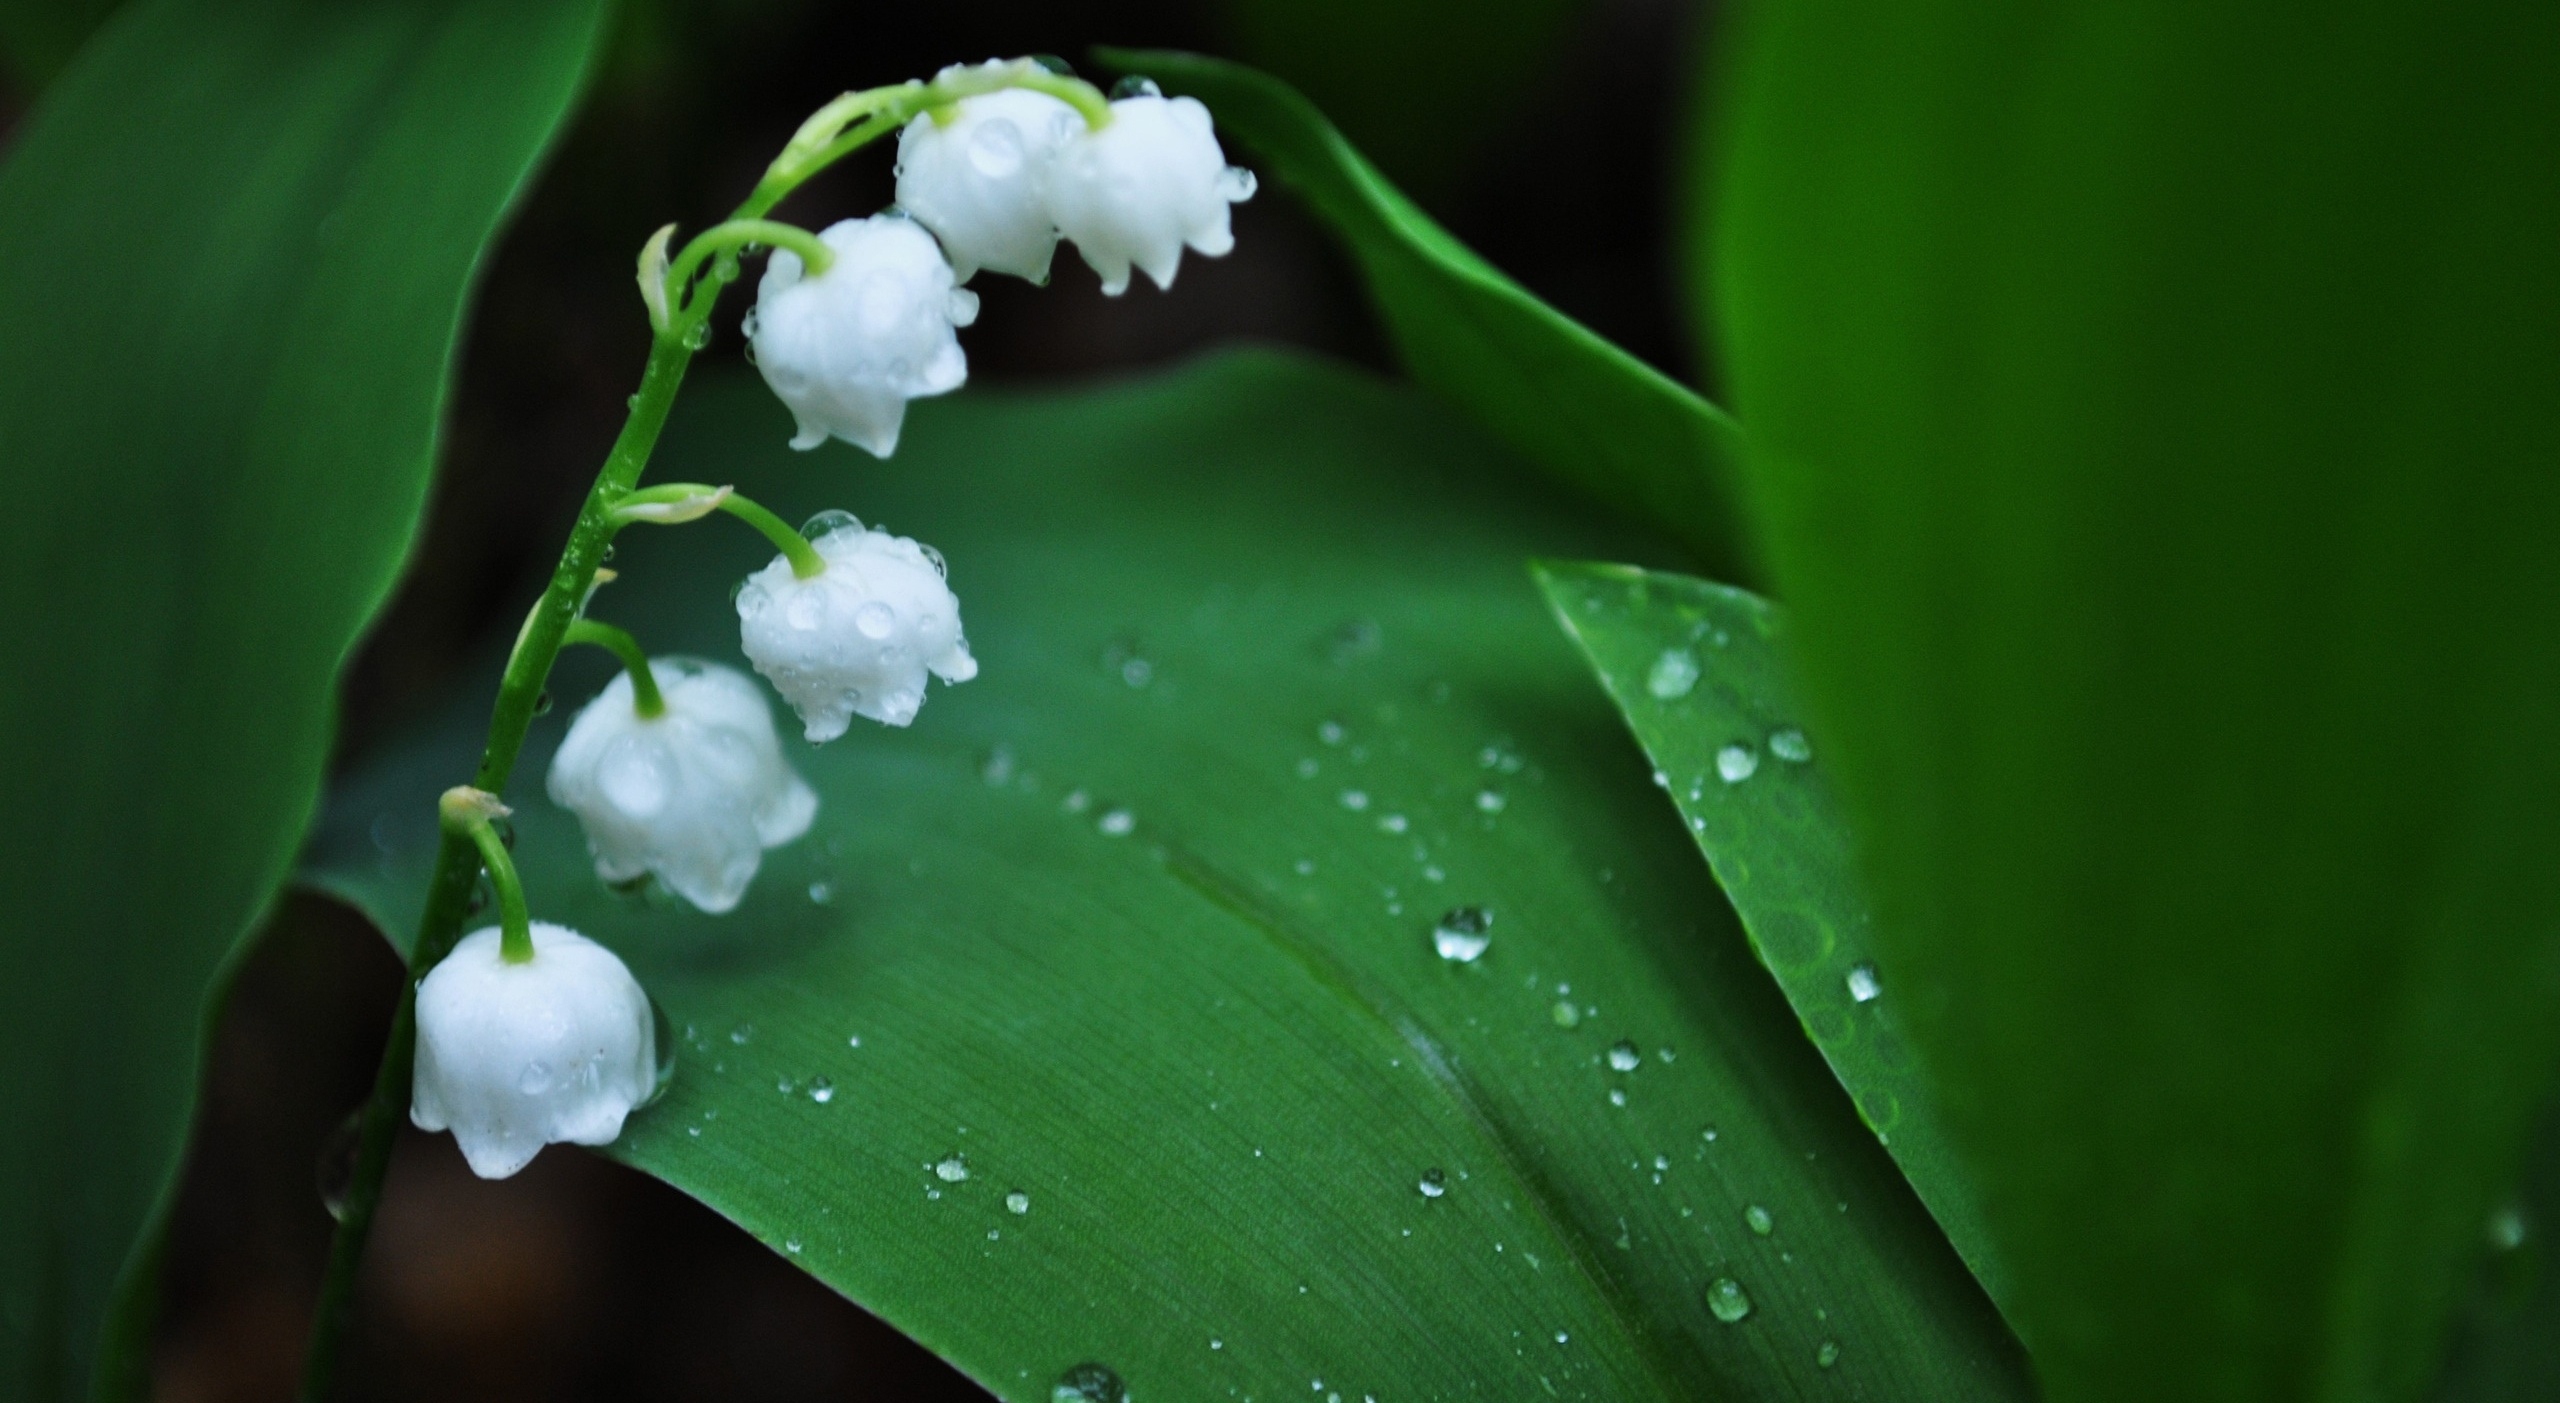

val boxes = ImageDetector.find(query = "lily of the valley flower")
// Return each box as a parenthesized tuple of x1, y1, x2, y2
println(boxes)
(547, 658, 816, 914)
(744, 214, 981, 457)
(412, 922, 658, 1180)
(736, 518, 977, 741)
(1044, 83, 1255, 296)
(895, 81, 1081, 283)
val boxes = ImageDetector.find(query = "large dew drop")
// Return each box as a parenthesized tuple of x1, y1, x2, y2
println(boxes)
(1706, 1276, 1753, 1324)
(1418, 1167, 1448, 1199)
(1607, 1040, 1642, 1072)
(1715, 744, 1760, 784)
(1432, 906, 1493, 963)
(934, 1154, 970, 1183)
(1846, 962, 1882, 1003)
(1646, 648, 1701, 700)
(1053, 1363, 1126, 1403)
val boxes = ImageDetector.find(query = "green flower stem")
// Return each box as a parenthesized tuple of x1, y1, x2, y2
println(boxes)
(298, 332, 696, 1403)
(663, 218, 834, 330)
(439, 788, 534, 962)
(618, 480, 826, 578)
(562, 618, 666, 717)
(740, 61, 1110, 220)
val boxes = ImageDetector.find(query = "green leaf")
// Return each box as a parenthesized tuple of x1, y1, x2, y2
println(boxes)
(1533, 560, 2014, 1322)
(1708, 2, 2560, 1398)
(0, 1, 603, 1397)
(306, 354, 2024, 1401)
(1099, 48, 1755, 580)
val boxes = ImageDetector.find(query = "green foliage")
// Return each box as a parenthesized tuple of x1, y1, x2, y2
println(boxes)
(1210, 0, 1586, 197)
(1708, 1, 2560, 1398)
(1535, 560, 2013, 1322)
(306, 357, 2024, 1401)
(1103, 48, 1754, 581)
(0, 1, 603, 1397)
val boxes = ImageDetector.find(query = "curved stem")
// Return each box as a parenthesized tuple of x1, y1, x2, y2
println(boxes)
(739, 61, 1111, 220)
(720, 492, 830, 580)
(610, 482, 828, 579)
(563, 618, 665, 717)
(664, 218, 834, 330)
(440, 791, 533, 963)
(297, 332, 695, 1403)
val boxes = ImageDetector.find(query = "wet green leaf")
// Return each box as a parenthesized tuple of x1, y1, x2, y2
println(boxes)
(1534, 560, 2013, 1322)
(1101, 48, 1754, 579)
(306, 355, 2022, 1401)
(0, 1, 603, 1397)
(1708, 1, 2560, 1397)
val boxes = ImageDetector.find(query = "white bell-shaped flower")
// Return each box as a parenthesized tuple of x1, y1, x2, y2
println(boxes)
(736, 516, 978, 742)
(412, 922, 658, 1180)
(745, 214, 981, 457)
(546, 658, 816, 914)
(896, 82, 1080, 283)
(1046, 86, 1255, 295)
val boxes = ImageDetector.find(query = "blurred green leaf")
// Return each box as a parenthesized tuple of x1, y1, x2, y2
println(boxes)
(1708, 1, 2560, 1398)
(1211, 0, 1585, 197)
(307, 355, 2023, 1401)
(1103, 49, 1754, 581)
(0, 1, 603, 1397)
(0, 0, 121, 95)
(2431, 1096, 2560, 1402)
(1534, 560, 2014, 1322)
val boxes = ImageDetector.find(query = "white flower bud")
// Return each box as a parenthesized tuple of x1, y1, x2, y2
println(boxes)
(745, 214, 982, 457)
(412, 923, 658, 1180)
(896, 83, 1080, 283)
(736, 518, 977, 742)
(546, 658, 817, 914)
(1046, 87, 1255, 296)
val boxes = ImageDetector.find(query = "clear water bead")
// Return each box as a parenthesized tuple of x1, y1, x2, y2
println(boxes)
(1745, 1204, 1774, 1236)
(1552, 1000, 1583, 1029)
(808, 1077, 834, 1104)
(1053, 1363, 1127, 1403)
(1646, 648, 1701, 699)
(1769, 727, 1813, 763)
(1607, 1040, 1642, 1072)
(1847, 962, 1883, 1003)
(1716, 744, 1760, 783)
(1006, 1190, 1031, 1215)
(1433, 906, 1493, 963)
(934, 1154, 970, 1183)
(1418, 1167, 1449, 1199)
(1706, 1276, 1753, 1324)
(1817, 1340, 1840, 1368)
(1097, 807, 1135, 836)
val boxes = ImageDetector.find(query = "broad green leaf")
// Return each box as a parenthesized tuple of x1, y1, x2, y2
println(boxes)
(1709, 2, 2560, 1398)
(1100, 48, 1755, 580)
(1534, 560, 2013, 1321)
(305, 354, 2024, 1401)
(2431, 1096, 2560, 1402)
(0, 2, 604, 1397)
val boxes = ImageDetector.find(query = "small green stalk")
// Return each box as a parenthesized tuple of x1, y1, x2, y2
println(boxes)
(562, 619, 666, 717)
(440, 787, 533, 962)
(614, 481, 826, 579)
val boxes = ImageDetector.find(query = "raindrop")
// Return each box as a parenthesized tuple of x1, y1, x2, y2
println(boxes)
(1607, 1040, 1642, 1072)
(1646, 648, 1701, 699)
(1418, 1168, 1448, 1199)
(1318, 720, 1347, 746)
(1554, 1330, 1571, 1345)
(1432, 906, 1493, 963)
(1475, 788, 1507, 814)
(1847, 962, 1882, 1003)
(2489, 1203, 2530, 1251)
(1551, 1000, 1583, 1029)
(1295, 757, 1320, 779)
(1745, 1204, 1774, 1236)
(1108, 75, 1161, 99)
(982, 745, 1017, 785)
(1049, 1362, 1131, 1403)
(681, 320, 712, 350)
(729, 1023, 755, 1046)
(517, 1061, 554, 1094)
(531, 690, 554, 716)
(1817, 1340, 1840, 1368)
(1210, 1337, 1224, 1351)
(808, 880, 835, 905)
(315, 1107, 364, 1222)
(1608, 1088, 1628, 1108)
(934, 1154, 971, 1183)
(1097, 807, 1135, 837)
(1706, 1276, 1753, 1324)
(784, 1237, 803, 1254)
(808, 1077, 835, 1104)
(800, 508, 862, 541)
(1702, 1124, 1720, 1142)
(1716, 744, 1760, 783)
(1653, 1154, 1672, 1173)
(1339, 789, 1371, 811)
(1006, 1190, 1031, 1215)
(647, 997, 676, 1105)
(1770, 728, 1813, 763)
(1377, 813, 1409, 834)
(1062, 789, 1091, 814)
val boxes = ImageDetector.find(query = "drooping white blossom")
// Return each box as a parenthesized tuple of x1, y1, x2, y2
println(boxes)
(744, 214, 981, 457)
(412, 923, 658, 1180)
(895, 81, 1080, 283)
(1045, 85, 1255, 295)
(546, 658, 816, 914)
(736, 517, 977, 742)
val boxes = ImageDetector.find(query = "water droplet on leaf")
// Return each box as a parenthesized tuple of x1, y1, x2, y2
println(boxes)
(1646, 648, 1700, 699)
(1716, 745, 1759, 783)
(1053, 1363, 1126, 1403)
(1847, 962, 1882, 1003)
(1706, 1276, 1753, 1323)
(1607, 1040, 1642, 1072)
(1418, 1168, 1448, 1199)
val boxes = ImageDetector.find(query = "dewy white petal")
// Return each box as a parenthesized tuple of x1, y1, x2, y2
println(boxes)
(411, 923, 657, 1180)
(745, 214, 970, 457)
(1046, 90, 1254, 296)
(546, 658, 816, 914)
(736, 521, 977, 742)
(896, 82, 1080, 283)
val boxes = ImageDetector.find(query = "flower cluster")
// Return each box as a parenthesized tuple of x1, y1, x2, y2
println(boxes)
(407, 58, 1246, 1180)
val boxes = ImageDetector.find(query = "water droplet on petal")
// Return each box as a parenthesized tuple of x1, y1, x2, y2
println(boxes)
(800, 508, 862, 541)
(517, 1061, 554, 1094)
(1706, 1276, 1753, 1323)
(854, 601, 897, 639)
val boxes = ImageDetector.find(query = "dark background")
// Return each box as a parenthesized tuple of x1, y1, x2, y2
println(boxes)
(3, 0, 1716, 1397)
